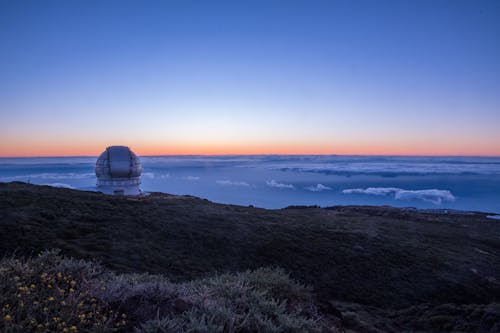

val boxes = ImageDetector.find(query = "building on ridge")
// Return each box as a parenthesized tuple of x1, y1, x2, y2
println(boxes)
(95, 146, 142, 195)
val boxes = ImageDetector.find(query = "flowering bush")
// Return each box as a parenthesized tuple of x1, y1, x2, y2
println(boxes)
(0, 251, 331, 333)
(0, 250, 127, 332)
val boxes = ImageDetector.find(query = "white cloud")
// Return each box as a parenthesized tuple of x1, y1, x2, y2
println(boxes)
(184, 176, 200, 181)
(2, 173, 95, 180)
(305, 184, 332, 192)
(142, 172, 155, 179)
(45, 183, 75, 189)
(266, 180, 294, 189)
(342, 187, 455, 205)
(342, 187, 401, 196)
(394, 189, 455, 204)
(115, 172, 171, 180)
(49, 173, 94, 179)
(216, 180, 250, 186)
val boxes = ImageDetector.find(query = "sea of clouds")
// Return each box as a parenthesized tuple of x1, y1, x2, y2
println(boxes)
(263, 156, 500, 176)
(342, 187, 455, 205)
(1, 155, 499, 212)
(216, 180, 250, 187)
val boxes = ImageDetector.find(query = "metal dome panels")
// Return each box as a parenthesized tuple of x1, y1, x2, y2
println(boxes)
(95, 146, 142, 179)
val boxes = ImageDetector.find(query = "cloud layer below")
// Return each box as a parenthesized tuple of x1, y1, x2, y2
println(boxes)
(0, 172, 94, 181)
(2, 155, 499, 212)
(261, 156, 500, 176)
(305, 184, 332, 192)
(216, 180, 250, 187)
(342, 187, 455, 205)
(266, 180, 294, 189)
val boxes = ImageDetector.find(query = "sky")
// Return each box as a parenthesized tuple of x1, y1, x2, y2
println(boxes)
(1, 0, 499, 157)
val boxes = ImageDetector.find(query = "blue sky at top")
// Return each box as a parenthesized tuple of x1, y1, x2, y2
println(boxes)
(1, 0, 499, 156)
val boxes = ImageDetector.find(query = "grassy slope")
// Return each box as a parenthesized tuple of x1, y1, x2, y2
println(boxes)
(1, 182, 500, 331)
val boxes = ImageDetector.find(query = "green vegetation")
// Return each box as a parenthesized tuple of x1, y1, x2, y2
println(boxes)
(0, 250, 124, 332)
(0, 250, 327, 333)
(1, 182, 500, 332)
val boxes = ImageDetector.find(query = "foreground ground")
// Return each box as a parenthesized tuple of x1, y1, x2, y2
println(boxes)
(1, 182, 499, 332)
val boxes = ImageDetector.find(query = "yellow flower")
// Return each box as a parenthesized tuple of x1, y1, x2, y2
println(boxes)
(30, 284, 36, 289)
(57, 272, 62, 278)
(4, 314, 12, 321)
(63, 328, 69, 333)
(70, 280, 76, 286)
(70, 325, 78, 331)
(47, 284, 52, 289)
(48, 297, 55, 301)
(60, 301, 66, 305)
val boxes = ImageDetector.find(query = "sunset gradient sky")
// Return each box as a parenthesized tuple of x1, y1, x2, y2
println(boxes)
(1, 0, 499, 157)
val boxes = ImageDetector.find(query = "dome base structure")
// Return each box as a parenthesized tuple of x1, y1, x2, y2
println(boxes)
(95, 146, 142, 196)
(96, 178, 142, 195)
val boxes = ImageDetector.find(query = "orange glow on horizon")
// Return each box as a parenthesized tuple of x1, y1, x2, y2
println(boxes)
(1, 140, 499, 157)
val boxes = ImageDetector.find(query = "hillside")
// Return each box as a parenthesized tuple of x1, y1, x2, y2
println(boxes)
(1, 182, 500, 332)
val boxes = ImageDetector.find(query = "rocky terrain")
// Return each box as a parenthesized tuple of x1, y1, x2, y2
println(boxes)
(1, 182, 499, 332)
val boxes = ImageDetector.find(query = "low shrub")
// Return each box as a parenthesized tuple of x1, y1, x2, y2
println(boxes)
(0, 251, 330, 333)
(140, 268, 322, 333)
(0, 250, 126, 332)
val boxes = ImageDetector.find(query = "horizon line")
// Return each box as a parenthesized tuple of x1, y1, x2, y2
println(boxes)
(1, 153, 500, 159)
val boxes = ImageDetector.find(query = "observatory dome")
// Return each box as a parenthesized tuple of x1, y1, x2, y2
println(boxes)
(95, 146, 142, 195)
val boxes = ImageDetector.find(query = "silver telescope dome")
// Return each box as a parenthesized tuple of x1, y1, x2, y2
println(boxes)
(95, 146, 142, 195)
